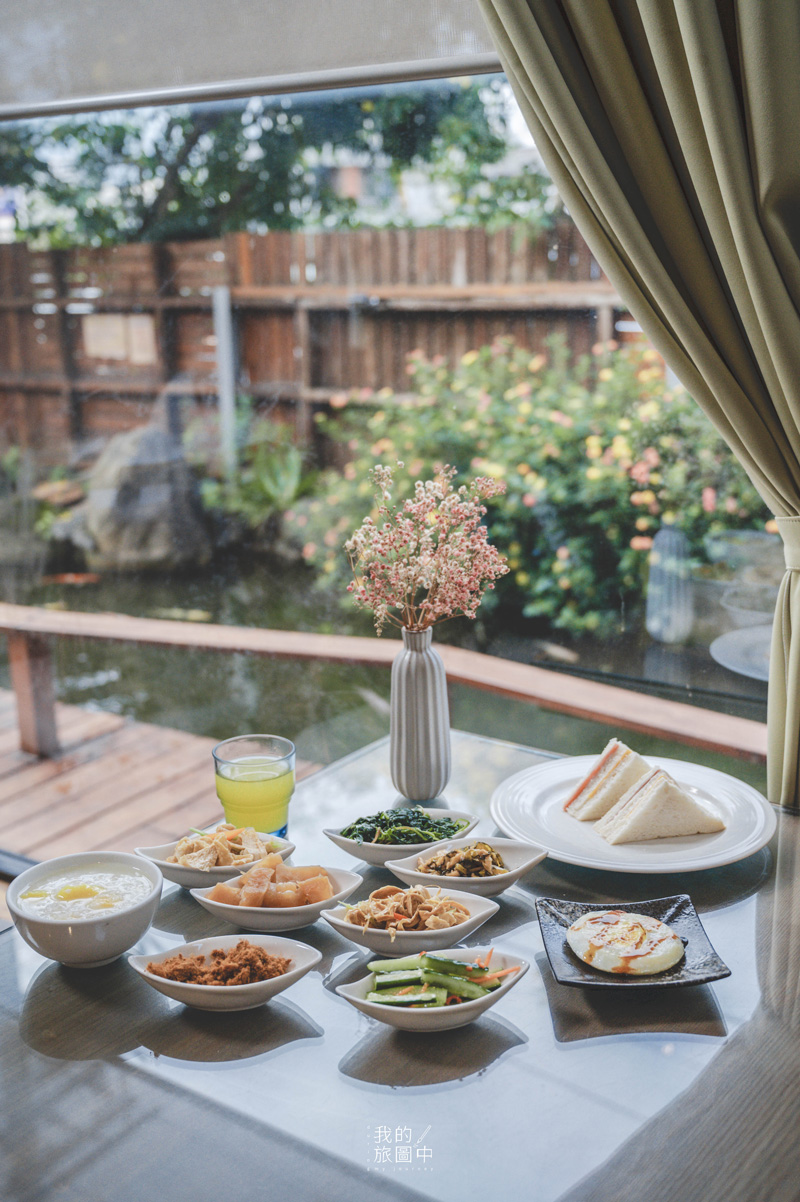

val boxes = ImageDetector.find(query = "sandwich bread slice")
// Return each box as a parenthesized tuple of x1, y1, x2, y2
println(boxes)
(595, 766, 726, 844)
(563, 738, 650, 821)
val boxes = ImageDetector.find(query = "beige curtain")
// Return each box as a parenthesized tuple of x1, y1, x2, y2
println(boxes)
(476, 0, 800, 806)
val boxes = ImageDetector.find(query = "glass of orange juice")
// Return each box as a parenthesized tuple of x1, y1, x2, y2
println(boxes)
(212, 735, 296, 837)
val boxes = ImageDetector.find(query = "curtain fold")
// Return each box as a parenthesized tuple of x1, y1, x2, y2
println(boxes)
(477, 0, 800, 805)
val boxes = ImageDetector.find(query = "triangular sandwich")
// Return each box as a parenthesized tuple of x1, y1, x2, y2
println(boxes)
(564, 738, 650, 821)
(595, 767, 726, 844)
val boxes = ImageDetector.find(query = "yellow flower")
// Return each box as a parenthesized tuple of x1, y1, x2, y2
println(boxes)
(635, 517, 651, 531)
(528, 353, 547, 372)
(662, 511, 676, 524)
(517, 400, 533, 416)
(558, 577, 572, 590)
(586, 466, 603, 480)
(515, 571, 531, 587)
(649, 472, 661, 485)
(618, 418, 631, 431)
(508, 558, 520, 570)
(598, 368, 613, 381)
(517, 463, 531, 476)
(461, 350, 479, 366)
(482, 462, 505, 479)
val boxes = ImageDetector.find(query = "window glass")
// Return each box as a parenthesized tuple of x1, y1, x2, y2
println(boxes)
(0, 76, 769, 789)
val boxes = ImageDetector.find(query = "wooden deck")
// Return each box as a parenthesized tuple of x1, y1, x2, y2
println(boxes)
(0, 687, 316, 922)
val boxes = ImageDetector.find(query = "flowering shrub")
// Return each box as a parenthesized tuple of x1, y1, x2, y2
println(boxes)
(346, 464, 508, 634)
(290, 338, 769, 636)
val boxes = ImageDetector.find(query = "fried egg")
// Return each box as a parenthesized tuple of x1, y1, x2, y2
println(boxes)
(565, 909, 685, 975)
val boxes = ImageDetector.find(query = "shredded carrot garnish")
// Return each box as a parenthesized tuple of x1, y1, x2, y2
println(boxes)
(478, 966, 519, 983)
(396, 985, 416, 995)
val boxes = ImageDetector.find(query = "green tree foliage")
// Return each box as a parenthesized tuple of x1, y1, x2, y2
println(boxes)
(0, 79, 555, 246)
(291, 338, 771, 637)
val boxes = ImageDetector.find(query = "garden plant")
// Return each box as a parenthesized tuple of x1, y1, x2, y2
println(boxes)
(291, 338, 770, 638)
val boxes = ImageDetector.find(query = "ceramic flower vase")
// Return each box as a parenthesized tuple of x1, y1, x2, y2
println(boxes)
(390, 627, 451, 801)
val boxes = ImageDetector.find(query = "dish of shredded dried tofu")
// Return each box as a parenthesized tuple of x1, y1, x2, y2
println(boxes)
(343, 885, 471, 940)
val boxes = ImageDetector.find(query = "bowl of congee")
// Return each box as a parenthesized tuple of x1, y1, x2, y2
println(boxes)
(7, 852, 162, 967)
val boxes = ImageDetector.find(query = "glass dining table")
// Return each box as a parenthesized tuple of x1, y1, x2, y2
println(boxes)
(0, 730, 796, 1202)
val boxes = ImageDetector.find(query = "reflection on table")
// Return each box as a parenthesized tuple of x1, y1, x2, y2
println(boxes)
(1, 730, 795, 1202)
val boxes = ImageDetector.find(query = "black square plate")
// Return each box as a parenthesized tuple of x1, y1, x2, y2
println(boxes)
(535, 894, 731, 988)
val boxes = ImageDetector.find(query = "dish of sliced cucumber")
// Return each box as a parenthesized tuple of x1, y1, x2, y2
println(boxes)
(364, 951, 520, 1007)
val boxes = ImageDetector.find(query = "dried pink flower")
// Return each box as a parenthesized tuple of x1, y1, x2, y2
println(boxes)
(345, 465, 509, 635)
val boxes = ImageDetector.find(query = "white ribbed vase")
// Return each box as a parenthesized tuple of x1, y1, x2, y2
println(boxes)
(390, 627, 451, 802)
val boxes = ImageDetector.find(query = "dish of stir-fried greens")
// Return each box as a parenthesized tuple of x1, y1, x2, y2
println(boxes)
(339, 807, 469, 846)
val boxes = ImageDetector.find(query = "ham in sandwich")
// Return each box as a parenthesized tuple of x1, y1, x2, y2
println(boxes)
(563, 738, 650, 821)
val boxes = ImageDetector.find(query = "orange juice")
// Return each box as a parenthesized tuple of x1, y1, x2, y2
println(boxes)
(215, 757, 295, 835)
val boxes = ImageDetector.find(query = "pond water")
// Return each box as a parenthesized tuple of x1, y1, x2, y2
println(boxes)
(0, 554, 767, 793)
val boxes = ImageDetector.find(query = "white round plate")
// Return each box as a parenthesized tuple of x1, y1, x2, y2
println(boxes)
(129, 934, 321, 1011)
(709, 624, 772, 682)
(490, 756, 776, 874)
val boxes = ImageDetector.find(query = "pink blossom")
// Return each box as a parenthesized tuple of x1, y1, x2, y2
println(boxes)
(702, 487, 717, 513)
(522, 493, 537, 508)
(630, 536, 653, 551)
(630, 461, 650, 485)
(345, 465, 509, 635)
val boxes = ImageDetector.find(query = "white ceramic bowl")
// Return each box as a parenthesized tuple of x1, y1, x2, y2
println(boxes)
(134, 833, 295, 890)
(129, 934, 322, 1011)
(7, 852, 163, 968)
(385, 837, 547, 898)
(190, 866, 362, 932)
(336, 945, 529, 1032)
(322, 890, 499, 956)
(323, 808, 479, 867)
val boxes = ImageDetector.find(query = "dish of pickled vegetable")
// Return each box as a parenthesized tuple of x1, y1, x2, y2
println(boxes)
(365, 950, 520, 1007)
(338, 806, 469, 846)
(417, 841, 508, 878)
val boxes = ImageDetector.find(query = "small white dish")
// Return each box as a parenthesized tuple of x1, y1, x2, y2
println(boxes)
(134, 834, 295, 890)
(323, 808, 479, 867)
(129, 934, 322, 1011)
(336, 945, 529, 1032)
(7, 852, 162, 968)
(322, 890, 499, 957)
(385, 837, 547, 897)
(190, 867, 362, 932)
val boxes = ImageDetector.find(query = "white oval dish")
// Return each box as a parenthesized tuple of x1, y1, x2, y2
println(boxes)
(336, 945, 529, 1032)
(129, 934, 322, 1011)
(134, 833, 295, 890)
(385, 837, 547, 897)
(190, 867, 362, 932)
(323, 808, 478, 867)
(7, 851, 162, 968)
(322, 890, 499, 957)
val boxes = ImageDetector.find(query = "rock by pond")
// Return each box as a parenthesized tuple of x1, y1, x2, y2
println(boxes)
(54, 424, 211, 572)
